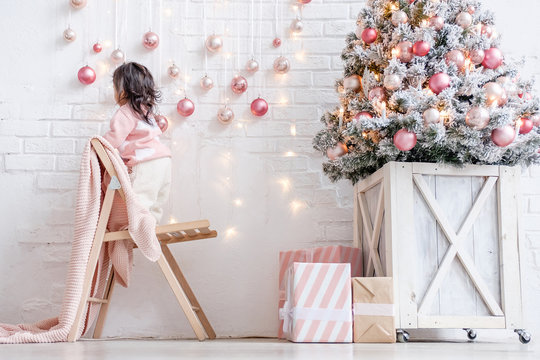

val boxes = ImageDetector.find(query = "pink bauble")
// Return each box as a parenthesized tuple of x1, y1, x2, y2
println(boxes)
(177, 98, 195, 117)
(155, 115, 169, 132)
(497, 90, 508, 107)
(481, 25, 494, 38)
(143, 31, 159, 50)
(445, 50, 466, 70)
(272, 37, 282, 48)
(519, 92, 532, 101)
(429, 16, 445, 31)
(231, 75, 248, 94)
(470, 49, 485, 65)
(394, 129, 417, 151)
(250, 98, 268, 117)
(519, 118, 534, 134)
(368, 87, 386, 101)
(429, 73, 450, 95)
(205, 34, 223, 52)
(77, 66, 96, 85)
(327, 143, 348, 161)
(482, 48, 503, 69)
(361, 28, 378, 44)
(413, 41, 430, 57)
(92, 42, 102, 53)
(491, 126, 516, 147)
(217, 106, 235, 125)
(396, 41, 414, 63)
(297, 0, 311, 4)
(70, 0, 87, 9)
(354, 112, 373, 121)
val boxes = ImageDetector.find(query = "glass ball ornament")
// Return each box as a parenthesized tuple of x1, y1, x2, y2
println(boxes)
(393, 129, 417, 151)
(361, 28, 378, 44)
(491, 125, 516, 147)
(455, 12, 473, 28)
(483, 82, 504, 106)
(272, 38, 282, 48)
(155, 115, 169, 132)
(396, 41, 414, 63)
(77, 66, 96, 85)
(354, 25, 364, 39)
(497, 76, 518, 97)
(110, 48, 125, 64)
(245, 58, 259, 73)
(429, 16, 445, 31)
(384, 74, 401, 91)
(231, 75, 248, 94)
(497, 90, 508, 107)
(63, 27, 77, 42)
(167, 64, 180, 79)
(217, 106, 235, 125)
(200, 75, 214, 91)
(92, 42, 102, 53)
(70, 0, 87, 9)
(273, 56, 290, 74)
(250, 98, 269, 117)
(290, 17, 304, 34)
(423, 108, 441, 126)
(466, 107, 490, 130)
(142, 31, 160, 50)
(519, 118, 534, 134)
(391, 10, 408, 26)
(413, 41, 430, 57)
(326, 143, 348, 161)
(530, 114, 540, 127)
(353, 112, 373, 122)
(482, 48, 503, 70)
(297, 0, 312, 3)
(470, 49, 485, 65)
(177, 98, 195, 117)
(445, 50, 466, 70)
(343, 75, 362, 92)
(205, 34, 223, 53)
(428, 73, 450, 95)
(368, 87, 386, 102)
(481, 25, 494, 38)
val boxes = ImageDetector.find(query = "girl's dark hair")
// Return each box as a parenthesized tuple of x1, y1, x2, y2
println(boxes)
(113, 62, 161, 124)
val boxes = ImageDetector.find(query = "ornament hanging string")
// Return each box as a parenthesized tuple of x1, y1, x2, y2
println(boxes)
(250, 0, 255, 59)
(279, 0, 283, 56)
(258, 0, 263, 96)
(203, 0, 208, 74)
(183, 0, 189, 95)
(273, 0, 278, 40)
(236, 0, 241, 73)
(157, 0, 163, 89)
(149, 0, 153, 31)
(114, 0, 118, 49)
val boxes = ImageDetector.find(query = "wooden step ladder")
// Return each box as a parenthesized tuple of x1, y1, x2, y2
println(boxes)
(67, 139, 217, 342)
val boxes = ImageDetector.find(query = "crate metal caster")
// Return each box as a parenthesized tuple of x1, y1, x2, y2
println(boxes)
(463, 328, 477, 341)
(396, 329, 410, 343)
(515, 329, 531, 344)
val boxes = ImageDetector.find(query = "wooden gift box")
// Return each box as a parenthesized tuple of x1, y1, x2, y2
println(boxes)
(353, 162, 527, 343)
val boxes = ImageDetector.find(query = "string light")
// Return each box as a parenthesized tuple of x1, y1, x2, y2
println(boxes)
(290, 124, 297, 136)
(285, 151, 296, 157)
(290, 200, 306, 214)
(278, 178, 291, 192)
(233, 199, 243, 207)
(225, 227, 237, 239)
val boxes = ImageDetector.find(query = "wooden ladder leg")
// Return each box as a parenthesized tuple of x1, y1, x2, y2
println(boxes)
(68, 185, 116, 342)
(92, 270, 116, 339)
(157, 252, 207, 341)
(161, 244, 217, 339)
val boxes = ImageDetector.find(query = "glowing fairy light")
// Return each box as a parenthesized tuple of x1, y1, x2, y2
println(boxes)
(290, 124, 297, 136)
(279, 178, 291, 192)
(290, 200, 306, 214)
(103, 39, 113, 48)
(225, 227, 237, 239)
(233, 199, 243, 207)
(169, 216, 177, 224)
(285, 151, 296, 157)
(164, 8, 173, 17)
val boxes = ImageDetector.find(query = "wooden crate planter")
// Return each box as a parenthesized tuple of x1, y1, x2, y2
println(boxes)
(353, 162, 530, 343)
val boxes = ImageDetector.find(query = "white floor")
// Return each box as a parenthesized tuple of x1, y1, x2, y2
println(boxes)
(0, 338, 537, 360)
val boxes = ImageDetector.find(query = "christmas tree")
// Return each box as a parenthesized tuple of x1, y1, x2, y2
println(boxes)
(313, 0, 540, 184)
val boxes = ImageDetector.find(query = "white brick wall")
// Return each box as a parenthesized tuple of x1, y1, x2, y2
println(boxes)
(0, 0, 538, 340)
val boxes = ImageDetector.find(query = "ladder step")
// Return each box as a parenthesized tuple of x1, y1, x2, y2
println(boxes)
(192, 306, 200, 312)
(88, 297, 108, 304)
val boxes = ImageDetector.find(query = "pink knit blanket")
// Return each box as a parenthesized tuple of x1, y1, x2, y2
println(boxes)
(0, 137, 162, 343)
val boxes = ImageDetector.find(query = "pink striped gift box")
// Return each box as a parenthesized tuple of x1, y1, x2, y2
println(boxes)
(280, 262, 353, 343)
(278, 246, 362, 338)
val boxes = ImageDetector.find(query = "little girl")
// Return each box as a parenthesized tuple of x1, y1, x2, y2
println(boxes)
(103, 62, 171, 224)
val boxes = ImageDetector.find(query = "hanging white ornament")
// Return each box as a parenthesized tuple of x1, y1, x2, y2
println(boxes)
(63, 27, 77, 42)
(200, 75, 214, 91)
(217, 106, 234, 125)
(455, 12, 473, 28)
(273, 56, 290, 74)
(423, 108, 441, 126)
(391, 10, 408, 26)
(290, 17, 304, 34)
(167, 64, 180, 79)
(110, 48, 125, 64)
(205, 34, 223, 52)
(70, 0, 87, 9)
(245, 58, 260, 73)
(384, 74, 401, 91)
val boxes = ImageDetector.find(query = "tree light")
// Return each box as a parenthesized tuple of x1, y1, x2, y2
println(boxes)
(278, 178, 291, 192)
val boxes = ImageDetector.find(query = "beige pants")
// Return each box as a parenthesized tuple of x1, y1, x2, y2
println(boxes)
(129, 157, 171, 224)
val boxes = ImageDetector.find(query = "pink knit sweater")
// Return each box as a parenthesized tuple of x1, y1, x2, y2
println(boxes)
(103, 104, 171, 166)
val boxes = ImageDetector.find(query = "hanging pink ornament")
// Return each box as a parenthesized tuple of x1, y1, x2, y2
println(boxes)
(110, 48, 125, 64)
(491, 126, 516, 147)
(483, 82, 504, 106)
(429, 16, 445, 31)
(391, 11, 408, 26)
(231, 75, 248, 94)
(245, 58, 260, 73)
(297, 0, 311, 4)
(142, 31, 159, 50)
(455, 12, 473, 28)
(519, 118, 534, 134)
(428, 73, 450, 95)
(396, 41, 414, 63)
(70, 0, 87, 9)
(273, 56, 290, 74)
(413, 41, 430, 57)
(167, 64, 180, 79)
(470, 49, 485, 65)
(177, 98, 195, 117)
(155, 115, 169, 132)
(200, 75, 214, 91)
(361, 28, 377, 44)
(205, 34, 223, 52)
(77, 65, 96, 85)
(290, 17, 304, 34)
(368, 87, 386, 101)
(468, 5, 476, 14)
(481, 25, 494, 38)
(250, 98, 269, 117)
(63, 27, 77, 42)
(92, 42, 102, 53)
(217, 106, 235, 125)
(482, 48, 503, 70)
(445, 50, 466, 70)
(497, 90, 508, 107)
(353, 112, 373, 122)
(466, 107, 490, 129)
(393, 129, 417, 151)
(272, 38, 282, 48)
(326, 143, 348, 161)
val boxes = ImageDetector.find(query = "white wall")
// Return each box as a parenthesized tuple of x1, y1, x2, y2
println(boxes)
(0, 0, 538, 341)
